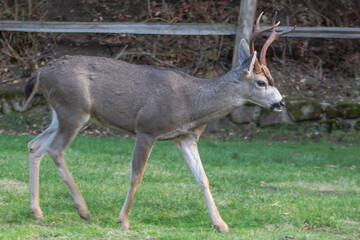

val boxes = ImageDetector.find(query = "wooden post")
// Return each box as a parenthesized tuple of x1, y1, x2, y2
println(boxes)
(231, 0, 257, 70)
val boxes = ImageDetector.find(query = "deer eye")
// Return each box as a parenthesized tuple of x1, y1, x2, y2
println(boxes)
(256, 81, 266, 87)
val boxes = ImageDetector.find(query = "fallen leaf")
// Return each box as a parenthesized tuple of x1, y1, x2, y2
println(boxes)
(295, 153, 301, 156)
(302, 227, 309, 231)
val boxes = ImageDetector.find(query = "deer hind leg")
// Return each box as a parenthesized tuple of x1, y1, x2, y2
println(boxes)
(47, 111, 90, 220)
(28, 109, 58, 219)
(174, 135, 229, 232)
(117, 134, 155, 230)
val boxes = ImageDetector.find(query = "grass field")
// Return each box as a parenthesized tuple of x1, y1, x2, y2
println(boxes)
(0, 134, 359, 239)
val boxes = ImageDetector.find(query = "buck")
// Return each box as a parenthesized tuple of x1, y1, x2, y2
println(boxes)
(22, 12, 295, 232)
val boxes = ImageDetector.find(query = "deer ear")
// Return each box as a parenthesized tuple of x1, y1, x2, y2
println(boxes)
(241, 51, 257, 75)
(238, 39, 251, 64)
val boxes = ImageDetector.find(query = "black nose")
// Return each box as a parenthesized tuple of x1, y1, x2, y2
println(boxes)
(280, 99, 285, 107)
(270, 99, 285, 110)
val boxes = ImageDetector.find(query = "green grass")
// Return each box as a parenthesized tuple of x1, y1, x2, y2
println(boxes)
(0, 134, 359, 239)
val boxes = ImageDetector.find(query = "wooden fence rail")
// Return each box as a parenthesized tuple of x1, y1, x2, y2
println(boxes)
(1, 21, 360, 39)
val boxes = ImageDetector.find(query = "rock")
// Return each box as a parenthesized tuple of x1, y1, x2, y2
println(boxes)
(218, 117, 238, 129)
(9, 97, 23, 111)
(205, 117, 238, 133)
(1, 98, 11, 114)
(320, 102, 330, 111)
(336, 102, 360, 119)
(355, 119, 360, 130)
(258, 111, 283, 126)
(330, 118, 353, 130)
(257, 108, 292, 126)
(230, 105, 261, 124)
(1, 99, 10, 114)
(205, 121, 220, 133)
(319, 122, 331, 132)
(286, 99, 323, 121)
(281, 107, 294, 124)
(321, 103, 337, 119)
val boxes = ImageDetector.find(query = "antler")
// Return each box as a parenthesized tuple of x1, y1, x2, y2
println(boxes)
(259, 12, 296, 66)
(249, 12, 280, 73)
(249, 12, 279, 54)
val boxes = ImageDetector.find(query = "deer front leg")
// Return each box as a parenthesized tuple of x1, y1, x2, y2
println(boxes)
(174, 135, 229, 232)
(117, 134, 155, 230)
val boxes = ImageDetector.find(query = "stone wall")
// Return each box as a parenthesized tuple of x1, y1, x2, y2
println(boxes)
(1, 92, 360, 133)
(230, 99, 360, 132)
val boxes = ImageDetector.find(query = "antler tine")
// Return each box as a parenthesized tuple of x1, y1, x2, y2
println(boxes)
(259, 12, 296, 66)
(249, 12, 279, 54)
(249, 12, 263, 54)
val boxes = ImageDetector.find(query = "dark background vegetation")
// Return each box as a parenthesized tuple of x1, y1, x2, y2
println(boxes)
(1, 0, 359, 102)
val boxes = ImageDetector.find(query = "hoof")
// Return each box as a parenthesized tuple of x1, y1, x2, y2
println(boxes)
(75, 204, 90, 220)
(30, 207, 43, 220)
(213, 222, 230, 232)
(116, 219, 130, 230)
(79, 212, 90, 221)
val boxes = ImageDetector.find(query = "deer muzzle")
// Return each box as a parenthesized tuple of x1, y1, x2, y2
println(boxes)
(270, 99, 285, 112)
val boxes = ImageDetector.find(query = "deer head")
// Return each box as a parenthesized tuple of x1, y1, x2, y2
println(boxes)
(236, 12, 296, 112)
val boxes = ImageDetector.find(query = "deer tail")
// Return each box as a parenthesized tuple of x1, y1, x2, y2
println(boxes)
(20, 71, 40, 112)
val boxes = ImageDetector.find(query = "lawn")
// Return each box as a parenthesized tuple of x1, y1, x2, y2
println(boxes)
(0, 134, 359, 239)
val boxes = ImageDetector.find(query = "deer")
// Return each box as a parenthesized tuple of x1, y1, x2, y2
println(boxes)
(22, 12, 295, 232)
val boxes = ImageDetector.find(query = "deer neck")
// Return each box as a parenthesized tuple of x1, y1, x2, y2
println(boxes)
(188, 71, 246, 124)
